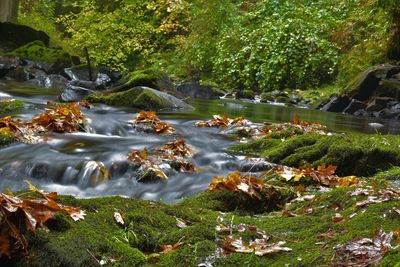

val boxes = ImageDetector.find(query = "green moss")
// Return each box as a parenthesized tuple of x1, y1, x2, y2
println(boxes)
(0, 99, 24, 116)
(6, 41, 71, 63)
(86, 87, 169, 110)
(7, 179, 400, 267)
(375, 166, 400, 180)
(112, 68, 163, 92)
(233, 132, 400, 176)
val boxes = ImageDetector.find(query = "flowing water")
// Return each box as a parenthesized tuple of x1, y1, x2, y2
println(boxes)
(0, 81, 399, 203)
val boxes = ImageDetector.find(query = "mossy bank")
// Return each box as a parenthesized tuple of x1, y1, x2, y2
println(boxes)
(5, 177, 400, 267)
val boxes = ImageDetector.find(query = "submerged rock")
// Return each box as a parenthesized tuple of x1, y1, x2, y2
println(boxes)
(87, 86, 193, 110)
(60, 85, 94, 102)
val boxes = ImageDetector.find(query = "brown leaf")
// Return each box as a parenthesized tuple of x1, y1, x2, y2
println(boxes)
(160, 241, 184, 254)
(196, 115, 249, 128)
(208, 172, 265, 199)
(334, 229, 397, 266)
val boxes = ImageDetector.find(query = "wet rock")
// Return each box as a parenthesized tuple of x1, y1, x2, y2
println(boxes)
(236, 89, 255, 100)
(176, 81, 222, 99)
(0, 56, 20, 78)
(353, 109, 370, 117)
(87, 86, 193, 110)
(365, 97, 395, 112)
(343, 99, 366, 114)
(64, 65, 98, 81)
(95, 72, 111, 90)
(320, 95, 351, 112)
(28, 74, 68, 90)
(60, 85, 94, 102)
(377, 108, 400, 120)
(347, 64, 400, 101)
(69, 79, 96, 90)
(238, 158, 276, 172)
(4, 65, 32, 81)
(77, 161, 109, 188)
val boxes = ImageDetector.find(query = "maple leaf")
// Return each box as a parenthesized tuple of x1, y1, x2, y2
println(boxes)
(196, 115, 249, 128)
(208, 172, 265, 199)
(158, 139, 194, 157)
(0, 183, 85, 258)
(334, 229, 398, 266)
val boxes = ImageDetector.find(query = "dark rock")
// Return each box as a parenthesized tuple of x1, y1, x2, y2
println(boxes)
(347, 64, 400, 101)
(98, 67, 122, 83)
(4, 65, 33, 81)
(59, 85, 94, 102)
(69, 80, 96, 90)
(320, 95, 351, 112)
(176, 81, 221, 99)
(29, 74, 68, 90)
(376, 79, 400, 99)
(353, 109, 370, 117)
(378, 108, 400, 120)
(343, 99, 366, 114)
(0, 22, 49, 51)
(365, 97, 395, 112)
(94, 72, 111, 90)
(0, 56, 20, 78)
(64, 65, 98, 81)
(236, 89, 255, 100)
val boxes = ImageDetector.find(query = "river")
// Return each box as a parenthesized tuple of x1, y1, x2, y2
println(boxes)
(0, 81, 398, 203)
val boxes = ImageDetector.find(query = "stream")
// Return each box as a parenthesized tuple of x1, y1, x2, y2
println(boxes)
(0, 81, 399, 203)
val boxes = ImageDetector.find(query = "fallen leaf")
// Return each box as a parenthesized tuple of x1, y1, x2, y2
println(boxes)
(334, 229, 397, 266)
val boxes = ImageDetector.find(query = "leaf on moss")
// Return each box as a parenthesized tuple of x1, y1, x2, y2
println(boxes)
(0, 183, 84, 258)
(208, 172, 265, 199)
(334, 229, 398, 266)
(160, 241, 184, 254)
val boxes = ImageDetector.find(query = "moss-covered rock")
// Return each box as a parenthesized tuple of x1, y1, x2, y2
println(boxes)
(7, 41, 70, 64)
(232, 132, 400, 177)
(0, 99, 23, 115)
(87, 86, 192, 110)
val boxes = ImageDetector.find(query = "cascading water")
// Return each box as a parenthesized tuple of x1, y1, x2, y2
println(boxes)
(0, 80, 399, 203)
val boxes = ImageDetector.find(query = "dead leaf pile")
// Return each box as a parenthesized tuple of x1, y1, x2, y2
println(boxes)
(127, 140, 196, 182)
(196, 115, 249, 128)
(31, 103, 86, 133)
(0, 182, 85, 258)
(276, 164, 359, 187)
(208, 172, 265, 199)
(216, 215, 292, 257)
(130, 111, 174, 134)
(334, 229, 398, 266)
(0, 103, 87, 144)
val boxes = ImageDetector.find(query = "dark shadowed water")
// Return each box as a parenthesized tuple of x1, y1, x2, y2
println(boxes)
(0, 81, 399, 203)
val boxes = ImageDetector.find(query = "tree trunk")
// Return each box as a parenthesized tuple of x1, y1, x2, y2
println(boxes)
(0, 0, 19, 22)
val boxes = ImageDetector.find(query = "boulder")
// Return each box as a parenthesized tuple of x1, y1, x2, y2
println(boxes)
(86, 86, 193, 110)
(60, 85, 94, 102)
(6, 41, 72, 74)
(320, 95, 350, 112)
(345, 64, 400, 101)
(0, 22, 49, 51)
(176, 81, 223, 99)
(28, 74, 68, 90)
(343, 99, 366, 114)
(0, 56, 20, 78)
(365, 97, 395, 112)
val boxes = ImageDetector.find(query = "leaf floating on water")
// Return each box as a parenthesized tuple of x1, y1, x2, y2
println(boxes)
(334, 229, 398, 266)
(208, 172, 265, 199)
(196, 115, 249, 128)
